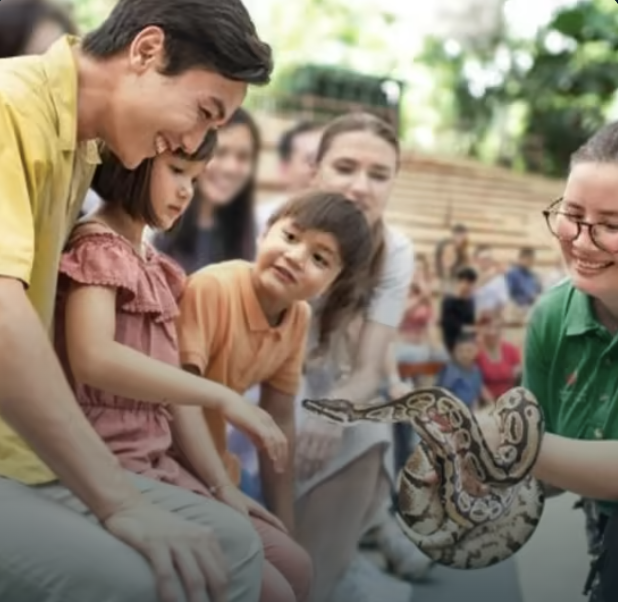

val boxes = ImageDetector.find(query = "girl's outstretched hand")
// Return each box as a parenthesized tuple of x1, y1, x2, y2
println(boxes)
(222, 398, 288, 473)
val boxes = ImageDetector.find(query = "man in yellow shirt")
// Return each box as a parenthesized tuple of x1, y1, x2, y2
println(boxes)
(0, 1, 273, 601)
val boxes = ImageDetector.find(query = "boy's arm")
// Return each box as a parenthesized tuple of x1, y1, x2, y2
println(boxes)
(257, 384, 296, 534)
(170, 401, 236, 491)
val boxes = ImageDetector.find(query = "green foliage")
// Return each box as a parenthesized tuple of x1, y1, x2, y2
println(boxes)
(418, 0, 618, 178)
(60, 0, 114, 31)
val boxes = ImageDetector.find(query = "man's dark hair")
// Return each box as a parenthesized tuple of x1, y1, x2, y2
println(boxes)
(455, 266, 478, 283)
(82, 0, 273, 84)
(277, 120, 321, 162)
(519, 246, 535, 258)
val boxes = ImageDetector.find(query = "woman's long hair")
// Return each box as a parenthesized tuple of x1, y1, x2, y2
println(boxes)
(155, 108, 261, 268)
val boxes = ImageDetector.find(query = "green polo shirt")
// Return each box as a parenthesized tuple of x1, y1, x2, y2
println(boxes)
(523, 279, 618, 515)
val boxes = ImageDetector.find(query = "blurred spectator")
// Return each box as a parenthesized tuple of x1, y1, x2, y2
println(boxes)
(476, 315, 522, 398)
(506, 246, 542, 307)
(0, 0, 76, 59)
(440, 265, 477, 353)
(276, 120, 323, 193)
(395, 253, 447, 365)
(154, 108, 260, 273)
(256, 120, 323, 232)
(473, 244, 510, 318)
(435, 223, 469, 290)
(436, 333, 488, 411)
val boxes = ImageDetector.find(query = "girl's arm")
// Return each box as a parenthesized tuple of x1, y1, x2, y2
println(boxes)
(258, 384, 296, 534)
(65, 283, 287, 469)
(66, 284, 239, 409)
(171, 404, 233, 488)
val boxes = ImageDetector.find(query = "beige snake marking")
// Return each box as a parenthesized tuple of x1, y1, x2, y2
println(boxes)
(301, 386, 546, 570)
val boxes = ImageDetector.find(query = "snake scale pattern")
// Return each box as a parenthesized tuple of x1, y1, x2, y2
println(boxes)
(301, 386, 545, 570)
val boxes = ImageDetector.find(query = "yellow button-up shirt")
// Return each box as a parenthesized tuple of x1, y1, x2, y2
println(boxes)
(0, 35, 100, 484)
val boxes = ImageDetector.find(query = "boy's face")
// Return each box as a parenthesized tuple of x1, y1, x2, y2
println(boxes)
(456, 279, 474, 297)
(454, 340, 478, 367)
(105, 27, 246, 169)
(254, 217, 343, 305)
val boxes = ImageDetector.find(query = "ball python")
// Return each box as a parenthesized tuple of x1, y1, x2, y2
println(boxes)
(301, 386, 545, 570)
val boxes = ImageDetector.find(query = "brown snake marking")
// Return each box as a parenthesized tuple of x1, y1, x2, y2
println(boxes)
(301, 386, 546, 570)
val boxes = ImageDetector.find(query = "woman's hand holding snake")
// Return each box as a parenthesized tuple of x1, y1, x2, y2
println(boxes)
(295, 415, 344, 480)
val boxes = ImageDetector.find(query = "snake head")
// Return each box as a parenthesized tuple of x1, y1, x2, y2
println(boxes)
(301, 398, 357, 424)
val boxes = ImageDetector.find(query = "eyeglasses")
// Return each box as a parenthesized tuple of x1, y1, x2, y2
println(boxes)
(543, 197, 618, 254)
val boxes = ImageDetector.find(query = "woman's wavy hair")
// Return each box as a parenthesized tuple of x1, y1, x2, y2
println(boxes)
(266, 190, 373, 353)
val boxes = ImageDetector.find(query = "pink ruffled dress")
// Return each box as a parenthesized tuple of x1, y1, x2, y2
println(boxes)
(54, 223, 212, 498)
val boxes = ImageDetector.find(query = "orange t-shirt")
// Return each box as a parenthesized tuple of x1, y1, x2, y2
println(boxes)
(176, 260, 311, 484)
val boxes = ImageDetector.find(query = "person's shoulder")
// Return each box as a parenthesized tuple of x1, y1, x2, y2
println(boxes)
(528, 277, 572, 326)
(0, 54, 51, 123)
(190, 259, 243, 281)
(524, 278, 574, 355)
(384, 224, 413, 255)
(0, 58, 65, 170)
(189, 260, 251, 294)
(377, 224, 414, 284)
(289, 299, 312, 326)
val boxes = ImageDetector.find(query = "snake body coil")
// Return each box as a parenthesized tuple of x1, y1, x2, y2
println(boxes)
(301, 386, 545, 570)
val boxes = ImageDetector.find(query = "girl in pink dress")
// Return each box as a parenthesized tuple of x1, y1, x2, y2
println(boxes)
(54, 133, 312, 602)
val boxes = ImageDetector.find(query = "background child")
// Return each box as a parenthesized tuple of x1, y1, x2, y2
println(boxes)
(175, 190, 374, 601)
(440, 265, 478, 353)
(54, 137, 301, 602)
(436, 332, 492, 411)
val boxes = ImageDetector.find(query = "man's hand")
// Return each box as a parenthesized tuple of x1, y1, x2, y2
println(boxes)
(104, 503, 228, 602)
(215, 484, 288, 534)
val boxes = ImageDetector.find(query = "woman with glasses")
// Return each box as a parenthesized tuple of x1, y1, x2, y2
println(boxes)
(465, 122, 618, 602)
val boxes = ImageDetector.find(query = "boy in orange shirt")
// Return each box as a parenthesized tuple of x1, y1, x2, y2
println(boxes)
(175, 190, 373, 602)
